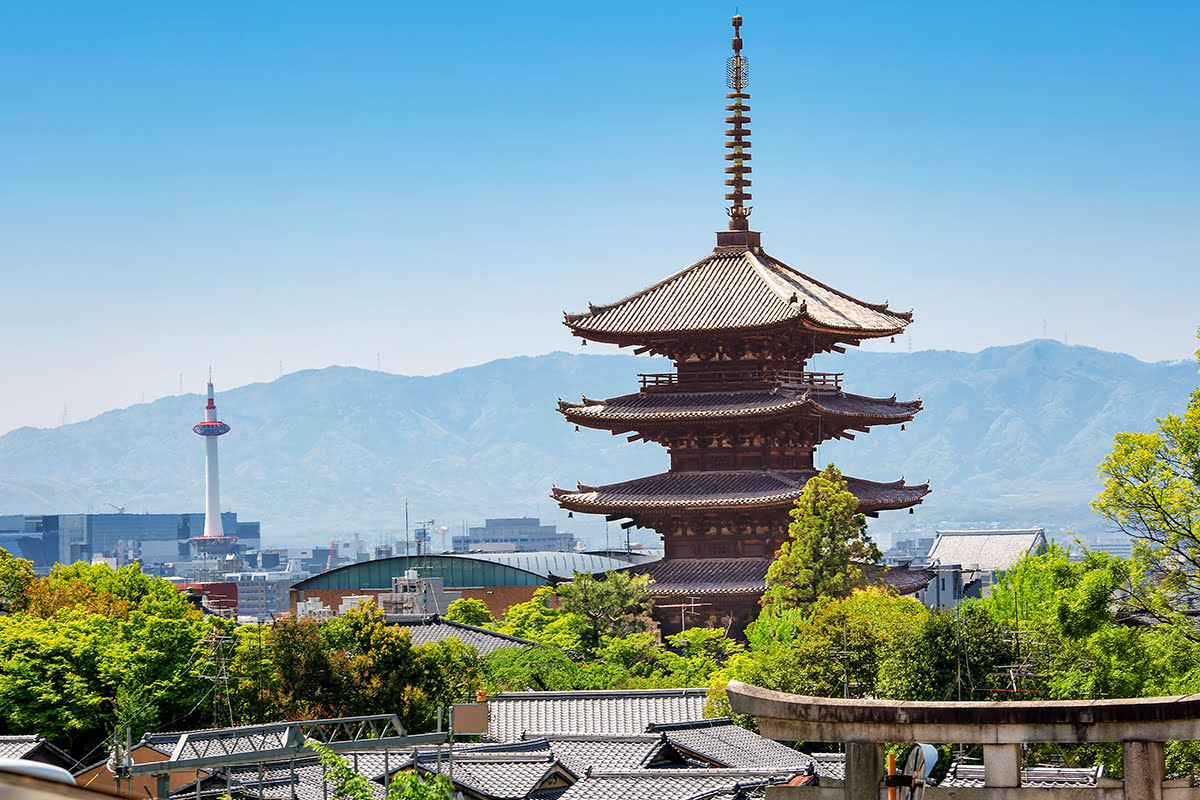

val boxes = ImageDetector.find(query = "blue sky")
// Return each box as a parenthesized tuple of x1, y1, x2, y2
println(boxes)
(2, 1, 1198, 434)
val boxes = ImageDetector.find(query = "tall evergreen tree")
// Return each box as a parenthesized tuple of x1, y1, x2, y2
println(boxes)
(763, 464, 881, 612)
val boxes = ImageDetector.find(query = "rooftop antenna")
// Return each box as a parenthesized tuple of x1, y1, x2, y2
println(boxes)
(724, 14, 751, 231)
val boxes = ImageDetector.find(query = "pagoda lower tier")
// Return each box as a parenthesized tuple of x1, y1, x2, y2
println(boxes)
(623, 558, 935, 637)
(551, 469, 929, 559)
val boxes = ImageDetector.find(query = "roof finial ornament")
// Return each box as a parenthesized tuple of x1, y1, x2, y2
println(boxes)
(724, 14, 752, 231)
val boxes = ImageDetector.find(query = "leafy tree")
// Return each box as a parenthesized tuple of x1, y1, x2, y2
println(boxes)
(444, 598, 498, 628)
(763, 465, 881, 612)
(270, 615, 350, 719)
(412, 638, 483, 729)
(0, 547, 34, 613)
(0, 597, 212, 756)
(497, 586, 587, 652)
(555, 570, 653, 653)
(27, 561, 194, 620)
(1093, 328, 1200, 620)
(484, 644, 586, 692)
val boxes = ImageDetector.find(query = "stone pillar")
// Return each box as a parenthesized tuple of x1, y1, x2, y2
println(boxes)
(1123, 741, 1164, 800)
(983, 743, 1022, 788)
(845, 742, 883, 800)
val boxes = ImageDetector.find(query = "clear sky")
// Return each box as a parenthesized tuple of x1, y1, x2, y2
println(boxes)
(2, 1, 1197, 434)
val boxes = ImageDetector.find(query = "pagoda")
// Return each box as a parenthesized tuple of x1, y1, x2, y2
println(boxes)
(551, 16, 929, 634)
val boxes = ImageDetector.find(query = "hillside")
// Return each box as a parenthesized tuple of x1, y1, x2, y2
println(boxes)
(0, 341, 1194, 547)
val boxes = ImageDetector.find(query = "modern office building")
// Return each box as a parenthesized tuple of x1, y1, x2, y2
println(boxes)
(0, 512, 261, 572)
(453, 518, 577, 553)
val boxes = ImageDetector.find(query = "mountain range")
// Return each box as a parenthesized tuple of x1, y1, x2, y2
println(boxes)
(0, 340, 1195, 548)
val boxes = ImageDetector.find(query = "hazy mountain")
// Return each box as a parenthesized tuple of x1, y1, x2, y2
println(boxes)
(0, 341, 1194, 548)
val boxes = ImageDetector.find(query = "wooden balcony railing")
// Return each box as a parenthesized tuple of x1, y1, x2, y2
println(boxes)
(638, 369, 842, 393)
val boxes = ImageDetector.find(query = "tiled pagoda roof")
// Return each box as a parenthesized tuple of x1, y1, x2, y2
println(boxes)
(564, 248, 912, 343)
(552, 470, 929, 515)
(624, 558, 933, 598)
(558, 389, 920, 427)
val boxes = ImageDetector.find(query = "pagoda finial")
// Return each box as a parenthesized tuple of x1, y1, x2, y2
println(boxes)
(724, 14, 752, 231)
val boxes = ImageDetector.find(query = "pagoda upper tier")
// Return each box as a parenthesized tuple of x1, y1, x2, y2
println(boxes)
(564, 245, 913, 361)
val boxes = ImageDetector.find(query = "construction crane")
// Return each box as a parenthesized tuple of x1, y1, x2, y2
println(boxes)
(324, 539, 337, 572)
(105, 502, 126, 514)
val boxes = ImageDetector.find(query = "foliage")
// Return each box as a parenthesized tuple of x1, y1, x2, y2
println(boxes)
(267, 604, 482, 731)
(0, 580, 214, 756)
(555, 570, 653, 653)
(444, 598, 497, 628)
(26, 561, 196, 620)
(763, 465, 881, 613)
(496, 586, 587, 652)
(1093, 328, 1200, 620)
(0, 547, 34, 613)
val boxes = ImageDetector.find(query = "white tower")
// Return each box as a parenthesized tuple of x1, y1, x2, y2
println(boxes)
(191, 379, 236, 554)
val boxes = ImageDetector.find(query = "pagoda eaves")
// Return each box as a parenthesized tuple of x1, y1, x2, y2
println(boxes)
(564, 247, 912, 358)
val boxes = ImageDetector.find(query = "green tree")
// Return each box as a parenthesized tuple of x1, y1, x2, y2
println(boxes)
(497, 586, 587, 651)
(555, 570, 653, 653)
(763, 465, 881, 612)
(444, 598, 498, 628)
(0, 547, 34, 613)
(1093, 328, 1200, 620)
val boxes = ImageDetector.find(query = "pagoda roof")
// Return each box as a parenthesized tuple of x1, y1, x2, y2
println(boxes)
(621, 558, 933, 598)
(552, 470, 929, 515)
(558, 388, 920, 427)
(564, 248, 912, 342)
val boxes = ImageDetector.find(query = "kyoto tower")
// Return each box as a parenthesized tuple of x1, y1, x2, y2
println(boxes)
(190, 377, 237, 556)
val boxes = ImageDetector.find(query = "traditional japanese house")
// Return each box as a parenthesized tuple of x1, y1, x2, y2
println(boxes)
(552, 16, 929, 633)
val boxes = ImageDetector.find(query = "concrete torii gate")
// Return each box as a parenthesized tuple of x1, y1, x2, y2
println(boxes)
(727, 680, 1200, 800)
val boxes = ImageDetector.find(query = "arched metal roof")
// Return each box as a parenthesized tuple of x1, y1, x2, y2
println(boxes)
(291, 552, 632, 592)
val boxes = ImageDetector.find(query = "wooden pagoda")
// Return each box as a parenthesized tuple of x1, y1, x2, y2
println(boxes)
(552, 16, 929, 633)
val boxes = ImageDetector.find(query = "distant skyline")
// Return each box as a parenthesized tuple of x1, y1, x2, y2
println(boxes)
(3, 1, 1198, 435)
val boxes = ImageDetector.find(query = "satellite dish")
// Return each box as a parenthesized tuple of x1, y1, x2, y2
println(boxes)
(901, 744, 939, 800)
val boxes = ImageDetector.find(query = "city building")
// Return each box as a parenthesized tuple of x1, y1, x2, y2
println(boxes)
(552, 17, 928, 634)
(225, 570, 306, 620)
(0, 512, 260, 573)
(289, 552, 634, 619)
(453, 517, 577, 553)
(926, 528, 1048, 601)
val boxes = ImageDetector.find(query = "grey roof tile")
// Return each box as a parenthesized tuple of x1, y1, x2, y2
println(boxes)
(652, 722, 813, 771)
(556, 770, 793, 800)
(928, 529, 1046, 572)
(938, 764, 1101, 789)
(0, 736, 43, 760)
(418, 754, 566, 799)
(392, 618, 534, 655)
(488, 689, 709, 743)
(810, 753, 845, 781)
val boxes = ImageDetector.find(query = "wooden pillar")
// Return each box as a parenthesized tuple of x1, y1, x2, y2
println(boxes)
(1123, 741, 1164, 800)
(983, 743, 1022, 788)
(845, 742, 883, 800)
